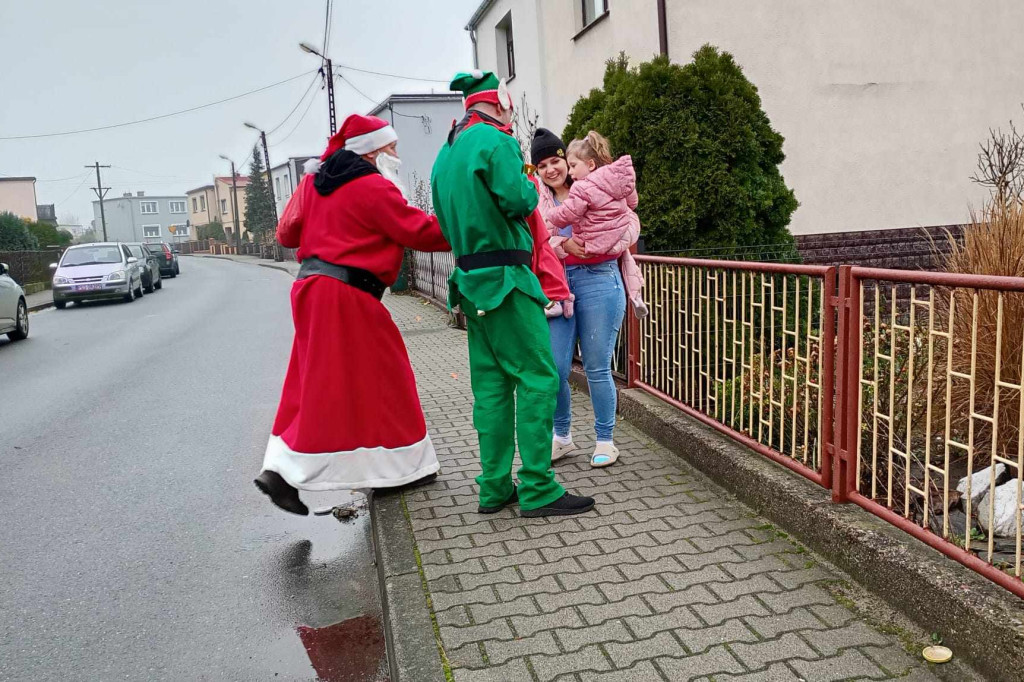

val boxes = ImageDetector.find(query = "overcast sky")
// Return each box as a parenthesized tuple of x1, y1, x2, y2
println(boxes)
(0, 0, 479, 226)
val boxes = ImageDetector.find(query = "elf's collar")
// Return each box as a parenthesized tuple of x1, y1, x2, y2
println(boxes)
(447, 108, 514, 145)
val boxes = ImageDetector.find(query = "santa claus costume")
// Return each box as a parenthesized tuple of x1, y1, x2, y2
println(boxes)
(255, 114, 451, 515)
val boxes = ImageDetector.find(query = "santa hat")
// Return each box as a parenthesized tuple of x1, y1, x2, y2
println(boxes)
(320, 114, 398, 160)
(450, 70, 513, 110)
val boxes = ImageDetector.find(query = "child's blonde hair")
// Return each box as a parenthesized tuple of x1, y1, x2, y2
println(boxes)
(567, 130, 614, 168)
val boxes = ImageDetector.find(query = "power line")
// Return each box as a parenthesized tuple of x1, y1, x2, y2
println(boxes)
(336, 72, 377, 105)
(271, 88, 320, 148)
(267, 73, 320, 136)
(109, 165, 191, 180)
(334, 62, 449, 84)
(0, 171, 89, 183)
(54, 175, 91, 206)
(0, 70, 316, 140)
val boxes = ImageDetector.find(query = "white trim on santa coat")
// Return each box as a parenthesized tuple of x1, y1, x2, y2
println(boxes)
(262, 433, 439, 491)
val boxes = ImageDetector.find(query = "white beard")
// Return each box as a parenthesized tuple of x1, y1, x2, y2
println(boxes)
(376, 152, 408, 199)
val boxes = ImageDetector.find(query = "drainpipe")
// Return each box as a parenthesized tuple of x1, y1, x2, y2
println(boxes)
(469, 28, 479, 69)
(657, 0, 668, 57)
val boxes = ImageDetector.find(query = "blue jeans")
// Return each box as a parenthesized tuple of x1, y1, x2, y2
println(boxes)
(549, 262, 627, 441)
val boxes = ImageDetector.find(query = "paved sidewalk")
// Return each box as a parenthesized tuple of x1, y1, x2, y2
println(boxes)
(25, 289, 53, 311)
(187, 252, 299, 277)
(387, 293, 944, 682)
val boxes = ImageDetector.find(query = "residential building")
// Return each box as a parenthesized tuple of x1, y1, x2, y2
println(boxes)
(466, 0, 1024, 236)
(36, 204, 57, 226)
(269, 157, 316, 217)
(185, 175, 250, 240)
(90, 191, 190, 243)
(0, 177, 39, 222)
(368, 94, 465, 198)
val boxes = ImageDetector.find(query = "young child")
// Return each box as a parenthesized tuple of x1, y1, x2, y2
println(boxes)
(544, 131, 648, 318)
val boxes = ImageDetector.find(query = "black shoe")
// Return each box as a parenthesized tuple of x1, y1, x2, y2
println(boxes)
(254, 470, 309, 516)
(376, 471, 440, 494)
(521, 492, 595, 518)
(478, 487, 518, 514)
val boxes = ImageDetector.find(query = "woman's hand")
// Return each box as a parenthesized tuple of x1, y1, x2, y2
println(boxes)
(563, 238, 588, 259)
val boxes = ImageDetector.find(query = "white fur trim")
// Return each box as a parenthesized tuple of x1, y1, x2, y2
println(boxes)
(262, 433, 439, 491)
(344, 125, 398, 156)
(303, 158, 322, 175)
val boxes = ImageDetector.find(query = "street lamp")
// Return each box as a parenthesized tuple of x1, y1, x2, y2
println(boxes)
(299, 41, 336, 135)
(244, 122, 278, 222)
(219, 155, 243, 252)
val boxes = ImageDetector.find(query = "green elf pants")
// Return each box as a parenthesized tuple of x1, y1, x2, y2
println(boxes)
(461, 290, 566, 511)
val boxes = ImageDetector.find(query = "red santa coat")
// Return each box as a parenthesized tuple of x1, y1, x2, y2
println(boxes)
(262, 152, 450, 490)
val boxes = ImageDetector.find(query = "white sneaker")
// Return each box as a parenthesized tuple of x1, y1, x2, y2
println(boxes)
(590, 442, 620, 468)
(552, 436, 575, 462)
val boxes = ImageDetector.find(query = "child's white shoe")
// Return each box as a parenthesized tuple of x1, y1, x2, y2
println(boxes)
(552, 434, 575, 462)
(590, 442, 619, 468)
(545, 301, 563, 318)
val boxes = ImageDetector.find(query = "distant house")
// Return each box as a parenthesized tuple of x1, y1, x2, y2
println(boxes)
(368, 94, 465, 197)
(269, 157, 316, 217)
(0, 177, 39, 222)
(186, 175, 251, 240)
(91, 191, 190, 243)
(36, 204, 57, 226)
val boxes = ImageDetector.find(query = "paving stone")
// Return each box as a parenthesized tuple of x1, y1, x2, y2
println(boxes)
(536, 585, 607, 613)
(790, 648, 890, 681)
(453, 658, 531, 682)
(599, 575, 671, 603)
(580, 547, 644, 571)
(691, 529, 761, 552)
(605, 631, 682, 668)
(808, 603, 857, 628)
(579, 660, 665, 682)
(439, 619, 514, 649)
(730, 632, 820, 670)
(448, 542, 510, 562)
(714, 662, 804, 681)
(596, 533, 661, 555)
(676, 546, 744, 570)
(495, 575, 562, 602)
(504, 533, 565, 555)
(484, 630, 560, 666)
(647, 584, 719, 614)
(861, 645, 921, 677)
(556, 620, 634, 652)
(470, 527, 533, 549)
(675, 618, 759, 654)
(656, 646, 746, 679)
(541, 540, 603, 563)
(636, 538, 701, 561)
(512, 606, 586, 637)
(523, 517, 588, 539)
(735, 540, 796, 560)
(447, 641, 486, 669)
(559, 566, 627, 592)
(744, 606, 829, 639)
(458, 565, 522, 590)
(661, 564, 732, 591)
(423, 557, 486, 580)
(468, 595, 538, 624)
(769, 566, 834, 590)
(436, 605, 472, 627)
(692, 595, 769, 625)
(521, 556, 585, 580)
(579, 595, 654, 625)
(531, 645, 612, 682)
(550, 525, 619, 547)
(624, 605, 702, 638)
(708, 574, 785, 602)
(802, 621, 895, 657)
(759, 585, 836, 614)
(431, 585, 498, 612)
(482, 548, 545, 572)
(721, 555, 793, 580)
(620, 556, 687, 581)
(614, 518, 674, 538)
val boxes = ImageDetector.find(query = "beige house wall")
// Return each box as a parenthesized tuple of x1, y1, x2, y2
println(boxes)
(0, 179, 39, 222)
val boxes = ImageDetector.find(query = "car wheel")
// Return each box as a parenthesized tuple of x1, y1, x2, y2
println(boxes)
(8, 299, 28, 341)
(124, 285, 136, 303)
(155, 278, 162, 290)
(135, 279, 144, 298)
(144, 272, 154, 293)
(55, 300, 67, 310)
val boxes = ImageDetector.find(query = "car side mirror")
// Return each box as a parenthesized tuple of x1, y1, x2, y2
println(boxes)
(49, 263, 58, 270)
(127, 256, 139, 264)
(0, 263, 7, 276)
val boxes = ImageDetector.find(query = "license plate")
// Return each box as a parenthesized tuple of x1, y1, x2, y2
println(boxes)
(75, 284, 101, 292)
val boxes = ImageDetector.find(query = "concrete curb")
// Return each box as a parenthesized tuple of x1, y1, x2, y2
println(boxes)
(608, 383, 1024, 681)
(187, 253, 297, 277)
(370, 489, 448, 682)
(28, 300, 53, 313)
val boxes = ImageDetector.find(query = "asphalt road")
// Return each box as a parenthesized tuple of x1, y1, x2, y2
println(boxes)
(0, 257, 388, 681)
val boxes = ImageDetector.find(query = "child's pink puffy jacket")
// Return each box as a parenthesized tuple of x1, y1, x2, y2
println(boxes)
(542, 156, 645, 311)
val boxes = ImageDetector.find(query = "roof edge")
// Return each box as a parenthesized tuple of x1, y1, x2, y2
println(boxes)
(465, 0, 498, 30)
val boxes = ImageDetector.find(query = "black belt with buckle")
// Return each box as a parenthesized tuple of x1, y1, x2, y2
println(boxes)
(297, 257, 387, 300)
(456, 249, 531, 272)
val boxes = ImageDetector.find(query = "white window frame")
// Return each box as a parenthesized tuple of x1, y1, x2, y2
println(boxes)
(168, 200, 186, 214)
(200, 195, 206, 211)
(139, 201, 158, 215)
(284, 173, 290, 197)
(275, 177, 282, 198)
(495, 12, 515, 81)
(578, 0, 609, 33)
(142, 224, 161, 238)
(192, 197, 198, 212)
(221, 199, 228, 215)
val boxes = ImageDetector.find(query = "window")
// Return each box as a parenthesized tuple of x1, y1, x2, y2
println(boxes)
(200, 195, 206, 211)
(284, 173, 290, 197)
(121, 245, 133, 260)
(581, 0, 608, 28)
(221, 199, 228, 215)
(169, 200, 186, 214)
(495, 12, 515, 80)
(192, 197, 198, 212)
(142, 225, 161, 238)
(140, 201, 158, 214)
(275, 177, 281, 198)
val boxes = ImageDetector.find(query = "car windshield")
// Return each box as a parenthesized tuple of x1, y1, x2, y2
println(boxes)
(61, 246, 122, 267)
(130, 246, 145, 258)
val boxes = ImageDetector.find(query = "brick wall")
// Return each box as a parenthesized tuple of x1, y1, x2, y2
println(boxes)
(796, 225, 964, 270)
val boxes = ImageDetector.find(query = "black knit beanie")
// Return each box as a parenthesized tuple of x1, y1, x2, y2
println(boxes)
(531, 128, 567, 166)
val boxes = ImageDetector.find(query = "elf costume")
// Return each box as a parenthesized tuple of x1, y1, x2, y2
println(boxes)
(431, 71, 592, 516)
(255, 114, 451, 515)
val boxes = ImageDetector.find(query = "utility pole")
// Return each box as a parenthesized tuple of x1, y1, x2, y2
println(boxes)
(299, 42, 336, 134)
(244, 122, 278, 221)
(86, 162, 111, 241)
(229, 164, 242, 251)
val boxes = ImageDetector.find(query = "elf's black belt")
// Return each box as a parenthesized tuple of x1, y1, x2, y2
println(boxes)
(297, 257, 387, 300)
(456, 249, 531, 272)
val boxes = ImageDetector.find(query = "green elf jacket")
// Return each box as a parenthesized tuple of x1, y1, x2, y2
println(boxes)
(431, 114, 548, 313)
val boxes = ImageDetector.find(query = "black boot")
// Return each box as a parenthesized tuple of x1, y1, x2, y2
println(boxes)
(478, 486, 518, 514)
(521, 492, 595, 518)
(254, 470, 309, 516)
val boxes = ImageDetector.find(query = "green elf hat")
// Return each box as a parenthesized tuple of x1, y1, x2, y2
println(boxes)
(450, 70, 513, 110)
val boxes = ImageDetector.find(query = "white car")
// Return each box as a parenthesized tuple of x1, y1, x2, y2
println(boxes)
(50, 243, 145, 308)
(0, 262, 29, 341)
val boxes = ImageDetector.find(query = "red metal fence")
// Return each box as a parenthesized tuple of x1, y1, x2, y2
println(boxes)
(626, 255, 1024, 600)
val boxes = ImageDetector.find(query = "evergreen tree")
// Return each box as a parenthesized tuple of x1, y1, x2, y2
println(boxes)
(244, 144, 277, 243)
(563, 48, 798, 258)
(0, 212, 39, 250)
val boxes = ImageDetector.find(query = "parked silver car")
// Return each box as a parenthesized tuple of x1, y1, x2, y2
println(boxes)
(51, 243, 145, 308)
(0, 262, 29, 341)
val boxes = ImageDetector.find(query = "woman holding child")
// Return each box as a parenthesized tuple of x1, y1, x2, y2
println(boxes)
(531, 128, 647, 470)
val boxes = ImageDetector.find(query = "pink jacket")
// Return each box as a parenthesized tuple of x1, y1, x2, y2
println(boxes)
(542, 157, 645, 312)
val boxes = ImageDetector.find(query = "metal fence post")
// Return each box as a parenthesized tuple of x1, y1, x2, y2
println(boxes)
(820, 267, 838, 493)
(832, 265, 859, 502)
